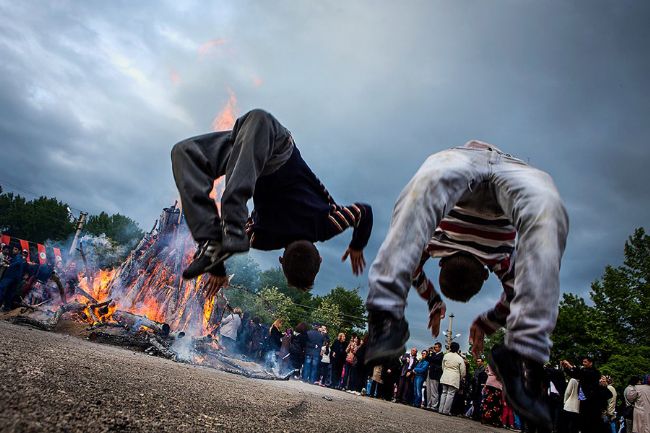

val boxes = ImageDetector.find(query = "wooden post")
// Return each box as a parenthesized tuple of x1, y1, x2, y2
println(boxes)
(68, 212, 87, 257)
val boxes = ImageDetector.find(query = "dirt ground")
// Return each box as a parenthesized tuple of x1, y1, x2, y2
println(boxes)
(0, 321, 504, 433)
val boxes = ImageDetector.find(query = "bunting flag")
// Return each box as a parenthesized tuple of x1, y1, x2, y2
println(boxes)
(1, 234, 9, 246)
(19, 239, 30, 261)
(53, 247, 62, 263)
(37, 244, 47, 265)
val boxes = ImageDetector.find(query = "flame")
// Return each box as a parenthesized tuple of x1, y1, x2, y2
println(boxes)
(198, 38, 225, 57)
(211, 89, 237, 132)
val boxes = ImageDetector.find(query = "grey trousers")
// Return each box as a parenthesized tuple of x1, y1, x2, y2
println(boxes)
(367, 145, 569, 363)
(425, 377, 440, 409)
(439, 384, 457, 415)
(171, 109, 293, 242)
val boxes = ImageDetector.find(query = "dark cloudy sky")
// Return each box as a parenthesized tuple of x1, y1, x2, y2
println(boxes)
(1, 1, 649, 350)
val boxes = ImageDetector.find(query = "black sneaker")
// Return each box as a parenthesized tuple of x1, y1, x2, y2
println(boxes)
(364, 310, 409, 366)
(489, 344, 552, 430)
(182, 240, 232, 280)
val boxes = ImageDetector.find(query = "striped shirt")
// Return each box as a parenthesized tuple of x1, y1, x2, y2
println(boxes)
(412, 205, 516, 333)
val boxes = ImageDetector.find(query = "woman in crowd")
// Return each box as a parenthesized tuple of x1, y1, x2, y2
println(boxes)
(318, 340, 331, 386)
(279, 328, 293, 374)
(343, 335, 360, 391)
(265, 318, 283, 368)
(413, 349, 429, 408)
(438, 342, 466, 415)
(562, 377, 580, 433)
(330, 332, 347, 389)
(626, 374, 650, 433)
(481, 363, 503, 427)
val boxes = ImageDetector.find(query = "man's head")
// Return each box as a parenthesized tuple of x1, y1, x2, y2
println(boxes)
(280, 240, 322, 290)
(433, 342, 442, 353)
(2, 245, 9, 255)
(449, 342, 460, 353)
(410, 347, 418, 357)
(21, 249, 29, 259)
(320, 325, 328, 335)
(476, 358, 484, 367)
(421, 350, 428, 359)
(11, 246, 19, 256)
(582, 356, 594, 369)
(439, 253, 489, 302)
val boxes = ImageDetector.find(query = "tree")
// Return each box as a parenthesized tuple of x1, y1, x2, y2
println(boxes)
(551, 228, 650, 390)
(85, 212, 144, 248)
(314, 286, 366, 335)
(227, 255, 261, 291)
(0, 191, 75, 243)
(259, 266, 313, 310)
(310, 298, 343, 340)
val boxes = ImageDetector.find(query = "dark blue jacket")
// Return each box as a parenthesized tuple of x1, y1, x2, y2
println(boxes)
(2, 255, 26, 282)
(251, 146, 372, 251)
(305, 329, 326, 356)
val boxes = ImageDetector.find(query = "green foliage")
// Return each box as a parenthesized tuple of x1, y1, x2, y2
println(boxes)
(0, 191, 75, 243)
(551, 227, 650, 390)
(227, 255, 261, 291)
(319, 286, 366, 331)
(226, 285, 293, 325)
(85, 212, 144, 248)
(310, 298, 342, 340)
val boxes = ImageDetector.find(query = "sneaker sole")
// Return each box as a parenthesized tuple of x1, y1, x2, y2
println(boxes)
(488, 349, 552, 430)
(182, 252, 234, 280)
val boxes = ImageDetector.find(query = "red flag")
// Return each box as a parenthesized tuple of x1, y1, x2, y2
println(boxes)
(1, 234, 10, 246)
(37, 244, 47, 265)
(19, 239, 30, 261)
(53, 247, 62, 264)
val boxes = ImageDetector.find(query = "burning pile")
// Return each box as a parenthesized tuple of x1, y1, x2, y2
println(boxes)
(5, 203, 289, 380)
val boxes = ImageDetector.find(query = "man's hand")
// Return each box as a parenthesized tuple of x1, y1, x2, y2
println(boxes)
(341, 248, 366, 276)
(428, 299, 446, 337)
(469, 319, 486, 359)
(203, 274, 229, 300)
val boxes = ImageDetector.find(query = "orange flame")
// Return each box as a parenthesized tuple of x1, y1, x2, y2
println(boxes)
(211, 89, 237, 132)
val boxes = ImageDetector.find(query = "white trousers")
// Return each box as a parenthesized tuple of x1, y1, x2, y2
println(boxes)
(367, 146, 569, 363)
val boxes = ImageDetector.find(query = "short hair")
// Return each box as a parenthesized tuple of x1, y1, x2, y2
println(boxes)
(434, 342, 442, 348)
(439, 253, 487, 302)
(281, 241, 320, 290)
(450, 342, 460, 353)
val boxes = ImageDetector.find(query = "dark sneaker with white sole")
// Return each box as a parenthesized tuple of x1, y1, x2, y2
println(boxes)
(364, 310, 410, 366)
(182, 240, 232, 280)
(489, 344, 552, 431)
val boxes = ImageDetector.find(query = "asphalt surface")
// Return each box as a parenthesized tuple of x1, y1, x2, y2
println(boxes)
(0, 321, 503, 433)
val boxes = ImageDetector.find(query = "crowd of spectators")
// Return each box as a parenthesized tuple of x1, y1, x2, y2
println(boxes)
(0, 242, 76, 310)
(214, 308, 650, 433)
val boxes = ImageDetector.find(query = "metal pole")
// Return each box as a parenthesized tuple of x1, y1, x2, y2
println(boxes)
(446, 313, 455, 350)
(68, 212, 87, 257)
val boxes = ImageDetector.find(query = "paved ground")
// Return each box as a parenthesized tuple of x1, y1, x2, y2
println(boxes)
(0, 321, 504, 433)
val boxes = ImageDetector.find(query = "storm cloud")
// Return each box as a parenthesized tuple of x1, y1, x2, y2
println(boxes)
(1, 0, 649, 349)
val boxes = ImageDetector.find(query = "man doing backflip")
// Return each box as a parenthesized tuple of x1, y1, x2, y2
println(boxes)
(365, 140, 568, 429)
(171, 109, 372, 292)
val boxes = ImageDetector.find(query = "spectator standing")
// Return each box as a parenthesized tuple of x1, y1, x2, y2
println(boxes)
(397, 347, 419, 404)
(546, 364, 568, 433)
(471, 357, 488, 420)
(330, 333, 347, 389)
(343, 335, 360, 391)
(426, 342, 444, 411)
(268, 319, 283, 353)
(218, 307, 242, 353)
(289, 323, 309, 378)
(625, 376, 642, 433)
(370, 364, 383, 398)
(481, 363, 504, 427)
(279, 328, 293, 373)
(413, 350, 430, 408)
(562, 377, 581, 433)
(303, 325, 326, 384)
(601, 375, 617, 433)
(0, 244, 9, 280)
(439, 342, 466, 415)
(318, 340, 331, 386)
(562, 357, 612, 433)
(625, 375, 649, 433)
